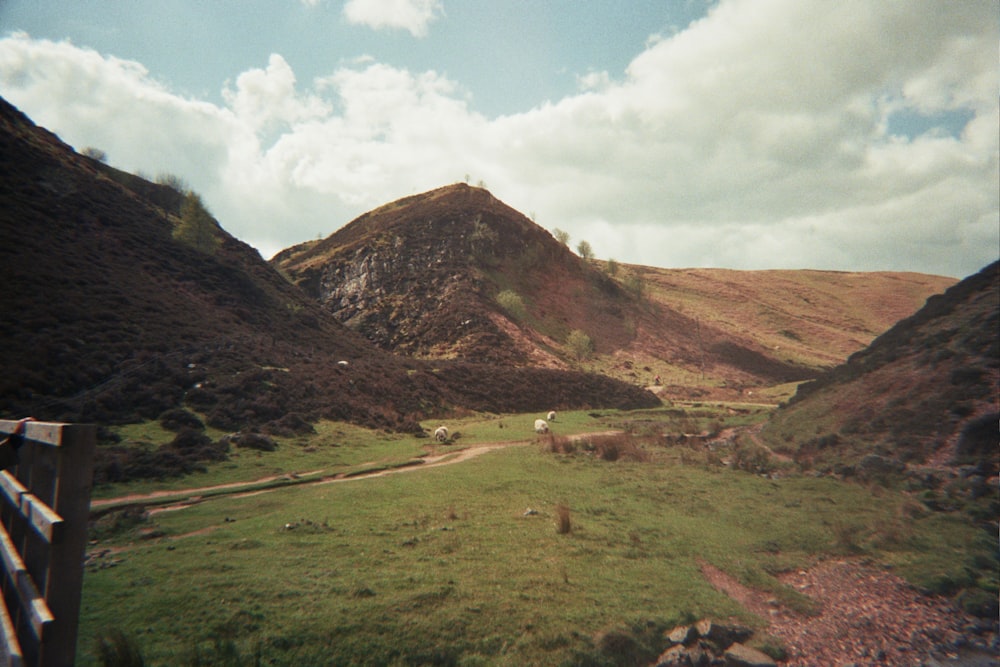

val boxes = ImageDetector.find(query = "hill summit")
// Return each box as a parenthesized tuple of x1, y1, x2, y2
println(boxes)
(274, 182, 629, 366)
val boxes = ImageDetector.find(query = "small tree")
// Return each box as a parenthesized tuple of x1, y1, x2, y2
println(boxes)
(174, 191, 219, 255)
(156, 172, 188, 193)
(566, 329, 593, 360)
(81, 146, 108, 163)
(624, 273, 646, 300)
(576, 240, 594, 260)
(553, 228, 570, 245)
(606, 258, 619, 277)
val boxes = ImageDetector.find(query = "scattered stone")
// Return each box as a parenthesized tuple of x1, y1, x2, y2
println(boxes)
(724, 642, 777, 667)
(653, 644, 688, 666)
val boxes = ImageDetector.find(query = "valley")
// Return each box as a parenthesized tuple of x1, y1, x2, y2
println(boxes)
(0, 94, 995, 666)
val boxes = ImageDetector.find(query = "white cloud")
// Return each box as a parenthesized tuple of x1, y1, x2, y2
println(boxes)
(342, 0, 443, 37)
(0, 0, 996, 277)
(222, 54, 330, 133)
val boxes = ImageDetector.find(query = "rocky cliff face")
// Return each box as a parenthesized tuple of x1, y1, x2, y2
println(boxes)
(275, 183, 594, 365)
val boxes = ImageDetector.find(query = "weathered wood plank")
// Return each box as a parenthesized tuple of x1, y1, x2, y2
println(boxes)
(0, 598, 23, 667)
(0, 474, 63, 544)
(0, 524, 53, 640)
(0, 422, 61, 449)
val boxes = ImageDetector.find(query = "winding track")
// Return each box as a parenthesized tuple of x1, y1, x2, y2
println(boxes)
(90, 432, 621, 515)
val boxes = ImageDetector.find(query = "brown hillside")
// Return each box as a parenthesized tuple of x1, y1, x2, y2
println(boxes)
(274, 185, 953, 399)
(274, 183, 632, 367)
(0, 97, 658, 439)
(626, 266, 956, 392)
(761, 261, 999, 472)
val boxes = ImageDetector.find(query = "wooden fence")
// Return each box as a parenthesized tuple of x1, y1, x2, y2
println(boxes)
(0, 421, 96, 667)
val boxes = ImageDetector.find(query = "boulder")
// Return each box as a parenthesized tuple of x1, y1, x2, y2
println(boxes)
(696, 620, 753, 649)
(724, 642, 777, 667)
(667, 624, 696, 646)
(655, 641, 714, 667)
(653, 644, 689, 667)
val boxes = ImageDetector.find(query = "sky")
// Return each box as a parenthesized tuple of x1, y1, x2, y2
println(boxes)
(0, 0, 997, 278)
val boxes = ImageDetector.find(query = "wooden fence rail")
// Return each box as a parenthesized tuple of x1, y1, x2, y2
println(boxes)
(0, 420, 96, 667)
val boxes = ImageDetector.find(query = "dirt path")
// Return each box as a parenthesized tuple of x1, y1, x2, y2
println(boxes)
(90, 469, 328, 511)
(701, 561, 996, 666)
(94, 431, 624, 514)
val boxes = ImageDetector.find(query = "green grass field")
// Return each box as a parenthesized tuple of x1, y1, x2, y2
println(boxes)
(80, 409, 994, 666)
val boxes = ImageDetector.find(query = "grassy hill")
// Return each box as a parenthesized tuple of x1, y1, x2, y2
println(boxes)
(79, 408, 997, 666)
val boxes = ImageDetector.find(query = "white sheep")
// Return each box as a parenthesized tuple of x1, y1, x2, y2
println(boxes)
(547, 411, 557, 422)
(434, 426, 449, 442)
(534, 419, 549, 434)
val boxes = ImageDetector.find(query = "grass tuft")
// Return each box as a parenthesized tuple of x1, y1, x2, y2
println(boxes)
(555, 503, 572, 534)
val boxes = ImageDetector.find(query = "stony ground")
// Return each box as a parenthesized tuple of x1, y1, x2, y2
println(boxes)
(701, 560, 998, 666)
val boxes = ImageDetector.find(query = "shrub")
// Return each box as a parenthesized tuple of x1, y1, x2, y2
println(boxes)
(174, 192, 219, 255)
(159, 408, 205, 432)
(566, 329, 593, 360)
(623, 273, 645, 299)
(731, 442, 775, 475)
(589, 433, 650, 462)
(496, 289, 528, 320)
(82, 146, 108, 163)
(230, 432, 278, 452)
(155, 172, 187, 193)
(95, 630, 145, 667)
(555, 504, 572, 534)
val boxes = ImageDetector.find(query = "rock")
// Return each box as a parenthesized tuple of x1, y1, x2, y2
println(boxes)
(667, 624, 696, 645)
(723, 643, 777, 667)
(654, 644, 689, 667)
(696, 619, 753, 649)
(686, 642, 713, 666)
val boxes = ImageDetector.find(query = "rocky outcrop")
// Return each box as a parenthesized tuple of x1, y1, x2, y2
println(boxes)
(653, 620, 777, 667)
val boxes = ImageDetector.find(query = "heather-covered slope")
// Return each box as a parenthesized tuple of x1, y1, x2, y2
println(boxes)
(761, 261, 999, 473)
(0, 97, 658, 436)
(274, 183, 628, 367)
(274, 184, 952, 398)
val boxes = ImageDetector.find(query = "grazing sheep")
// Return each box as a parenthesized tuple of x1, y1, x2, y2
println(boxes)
(547, 411, 557, 422)
(534, 419, 549, 434)
(434, 426, 449, 442)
